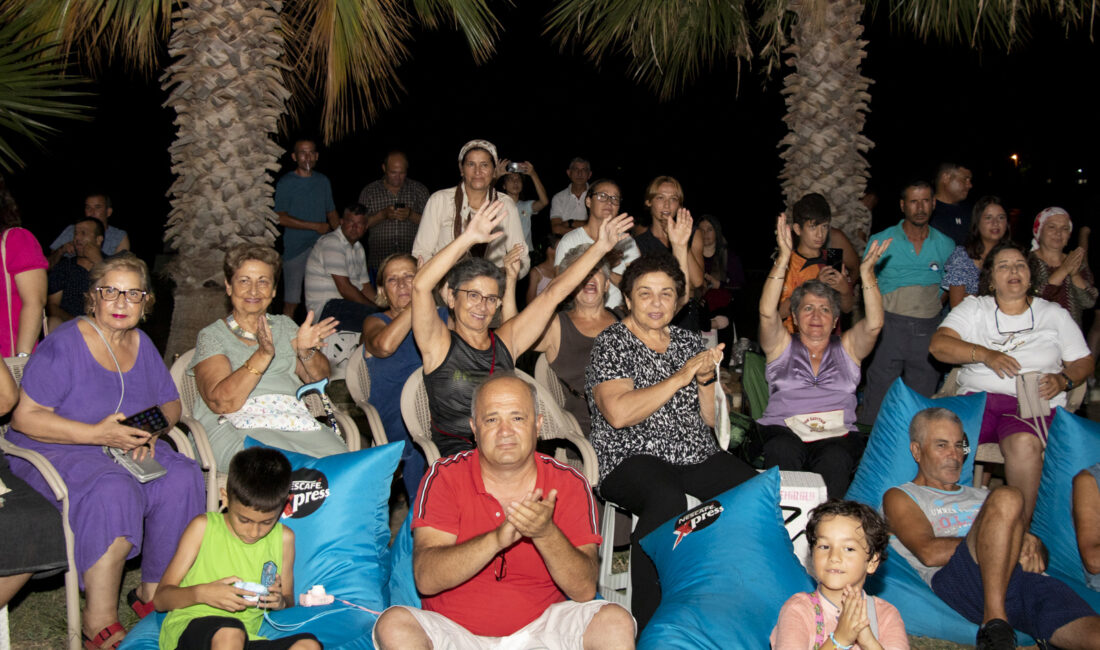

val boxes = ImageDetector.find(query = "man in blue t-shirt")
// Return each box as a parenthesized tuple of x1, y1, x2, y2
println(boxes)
(274, 139, 339, 316)
(860, 180, 955, 426)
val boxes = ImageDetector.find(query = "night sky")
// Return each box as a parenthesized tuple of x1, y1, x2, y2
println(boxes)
(6, 3, 1099, 277)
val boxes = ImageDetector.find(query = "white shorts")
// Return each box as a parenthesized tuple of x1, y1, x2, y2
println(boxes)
(373, 600, 631, 650)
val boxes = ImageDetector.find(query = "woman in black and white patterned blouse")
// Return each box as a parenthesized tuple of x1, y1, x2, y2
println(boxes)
(586, 250, 755, 631)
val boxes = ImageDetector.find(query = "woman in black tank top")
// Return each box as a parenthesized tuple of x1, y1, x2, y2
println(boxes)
(412, 200, 633, 457)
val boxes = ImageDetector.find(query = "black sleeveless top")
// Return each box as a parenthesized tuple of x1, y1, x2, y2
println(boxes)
(424, 331, 515, 456)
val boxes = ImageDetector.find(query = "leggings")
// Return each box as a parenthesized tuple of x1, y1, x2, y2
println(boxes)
(598, 452, 756, 631)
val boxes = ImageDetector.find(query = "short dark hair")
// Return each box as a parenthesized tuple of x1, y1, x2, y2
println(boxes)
(936, 162, 967, 184)
(806, 499, 889, 562)
(900, 179, 933, 200)
(789, 279, 841, 318)
(965, 196, 1011, 260)
(224, 243, 282, 284)
(74, 216, 105, 239)
(84, 192, 112, 210)
(791, 193, 831, 228)
(620, 252, 686, 304)
(446, 257, 504, 296)
(343, 203, 368, 218)
(978, 241, 1028, 296)
(226, 447, 292, 513)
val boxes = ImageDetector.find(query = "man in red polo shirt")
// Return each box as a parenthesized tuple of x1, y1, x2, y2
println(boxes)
(373, 374, 636, 648)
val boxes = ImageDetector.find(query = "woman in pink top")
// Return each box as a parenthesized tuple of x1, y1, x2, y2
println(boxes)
(0, 200, 47, 357)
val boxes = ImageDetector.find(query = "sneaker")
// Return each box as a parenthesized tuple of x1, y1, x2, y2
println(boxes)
(976, 618, 1016, 650)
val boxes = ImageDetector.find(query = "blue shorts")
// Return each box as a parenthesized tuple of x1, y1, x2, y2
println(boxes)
(931, 541, 1096, 640)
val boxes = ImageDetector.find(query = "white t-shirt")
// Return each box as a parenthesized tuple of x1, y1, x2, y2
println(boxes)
(549, 186, 588, 224)
(304, 229, 370, 315)
(554, 226, 640, 309)
(940, 295, 1089, 407)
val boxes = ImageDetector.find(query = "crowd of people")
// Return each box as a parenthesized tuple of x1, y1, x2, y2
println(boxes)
(1, 146, 1100, 650)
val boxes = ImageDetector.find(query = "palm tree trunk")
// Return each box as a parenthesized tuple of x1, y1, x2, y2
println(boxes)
(778, 0, 873, 252)
(160, 0, 288, 360)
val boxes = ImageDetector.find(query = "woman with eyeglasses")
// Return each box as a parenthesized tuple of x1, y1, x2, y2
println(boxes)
(634, 176, 705, 330)
(413, 200, 632, 457)
(931, 241, 1095, 521)
(553, 178, 640, 312)
(191, 244, 347, 472)
(5, 254, 204, 649)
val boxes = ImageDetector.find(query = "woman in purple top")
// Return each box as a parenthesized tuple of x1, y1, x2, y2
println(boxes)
(5, 255, 203, 650)
(757, 214, 890, 497)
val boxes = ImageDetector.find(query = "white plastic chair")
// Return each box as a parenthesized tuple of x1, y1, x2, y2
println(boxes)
(169, 348, 361, 511)
(343, 345, 390, 448)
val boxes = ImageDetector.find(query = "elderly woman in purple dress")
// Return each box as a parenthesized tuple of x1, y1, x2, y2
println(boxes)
(5, 255, 203, 650)
(756, 214, 890, 497)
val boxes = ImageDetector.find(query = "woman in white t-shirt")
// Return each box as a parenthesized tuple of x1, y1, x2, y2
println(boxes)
(931, 242, 1095, 521)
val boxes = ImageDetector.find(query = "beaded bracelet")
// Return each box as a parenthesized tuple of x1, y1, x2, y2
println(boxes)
(830, 632, 854, 650)
(297, 347, 319, 362)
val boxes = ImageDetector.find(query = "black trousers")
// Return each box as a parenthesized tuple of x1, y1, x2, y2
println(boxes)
(758, 425, 865, 498)
(599, 452, 756, 631)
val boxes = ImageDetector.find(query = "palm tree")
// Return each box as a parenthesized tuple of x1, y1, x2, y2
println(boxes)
(6, 0, 502, 358)
(547, 0, 1095, 252)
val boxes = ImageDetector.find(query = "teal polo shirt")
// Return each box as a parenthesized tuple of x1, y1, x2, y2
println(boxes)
(868, 221, 955, 296)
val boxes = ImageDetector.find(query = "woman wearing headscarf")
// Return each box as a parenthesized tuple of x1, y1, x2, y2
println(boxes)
(1028, 206, 1097, 328)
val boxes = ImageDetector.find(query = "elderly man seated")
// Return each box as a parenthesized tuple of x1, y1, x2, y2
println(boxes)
(372, 374, 636, 649)
(883, 408, 1100, 650)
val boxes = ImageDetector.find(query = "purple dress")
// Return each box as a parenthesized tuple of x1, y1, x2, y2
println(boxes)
(6, 319, 204, 585)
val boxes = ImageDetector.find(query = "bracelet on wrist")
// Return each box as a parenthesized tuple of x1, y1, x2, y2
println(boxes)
(297, 347, 319, 362)
(698, 374, 718, 387)
(970, 344, 977, 363)
(829, 632, 854, 650)
(243, 361, 263, 376)
(767, 275, 786, 281)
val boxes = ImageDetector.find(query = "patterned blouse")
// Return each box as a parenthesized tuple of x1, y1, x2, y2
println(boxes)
(585, 322, 718, 485)
(942, 245, 980, 296)
(1028, 252, 1098, 328)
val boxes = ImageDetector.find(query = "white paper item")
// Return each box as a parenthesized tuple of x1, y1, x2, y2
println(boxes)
(713, 361, 730, 450)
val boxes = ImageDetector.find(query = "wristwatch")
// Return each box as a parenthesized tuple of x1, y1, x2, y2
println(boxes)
(1060, 372, 1075, 392)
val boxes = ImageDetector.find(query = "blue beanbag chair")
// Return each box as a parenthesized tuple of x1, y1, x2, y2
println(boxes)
(121, 441, 403, 650)
(386, 510, 420, 608)
(1030, 408, 1100, 613)
(637, 467, 813, 649)
(846, 379, 1038, 645)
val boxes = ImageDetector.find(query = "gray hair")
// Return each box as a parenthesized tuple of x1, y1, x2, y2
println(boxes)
(908, 407, 963, 444)
(470, 372, 541, 421)
(557, 244, 611, 280)
(446, 258, 505, 296)
(789, 279, 841, 318)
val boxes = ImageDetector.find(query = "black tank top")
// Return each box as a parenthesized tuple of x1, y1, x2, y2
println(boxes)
(425, 331, 515, 456)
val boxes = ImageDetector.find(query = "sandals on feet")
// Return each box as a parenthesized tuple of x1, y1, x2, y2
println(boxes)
(83, 621, 125, 650)
(127, 588, 155, 619)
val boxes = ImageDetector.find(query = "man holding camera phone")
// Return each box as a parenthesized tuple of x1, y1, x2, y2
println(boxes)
(358, 151, 430, 275)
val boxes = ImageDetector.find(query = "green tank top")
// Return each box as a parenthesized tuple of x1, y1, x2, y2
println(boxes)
(159, 512, 285, 649)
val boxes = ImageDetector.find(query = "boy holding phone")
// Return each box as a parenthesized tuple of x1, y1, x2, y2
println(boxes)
(155, 448, 320, 650)
(779, 193, 855, 332)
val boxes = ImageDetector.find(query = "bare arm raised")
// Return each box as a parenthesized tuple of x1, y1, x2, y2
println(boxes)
(841, 238, 890, 362)
(759, 214, 793, 362)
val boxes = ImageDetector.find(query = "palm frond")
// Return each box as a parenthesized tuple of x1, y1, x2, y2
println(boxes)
(545, 0, 754, 100)
(411, 0, 503, 64)
(871, 0, 1096, 48)
(9, 0, 174, 73)
(0, 10, 91, 172)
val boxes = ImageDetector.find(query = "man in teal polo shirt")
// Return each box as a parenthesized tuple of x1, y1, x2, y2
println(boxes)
(275, 139, 340, 317)
(860, 180, 955, 426)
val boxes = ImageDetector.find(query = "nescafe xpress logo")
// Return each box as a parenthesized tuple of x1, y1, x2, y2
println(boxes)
(282, 468, 329, 519)
(671, 500, 723, 549)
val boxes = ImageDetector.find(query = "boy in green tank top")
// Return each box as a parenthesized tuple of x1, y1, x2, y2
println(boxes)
(154, 448, 321, 649)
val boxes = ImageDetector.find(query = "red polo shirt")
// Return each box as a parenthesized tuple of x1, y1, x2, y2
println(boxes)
(413, 451, 602, 636)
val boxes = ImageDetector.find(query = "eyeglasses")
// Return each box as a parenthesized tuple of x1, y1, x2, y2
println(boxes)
(591, 191, 622, 206)
(455, 288, 501, 307)
(494, 552, 507, 581)
(992, 301, 1034, 350)
(95, 286, 148, 304)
